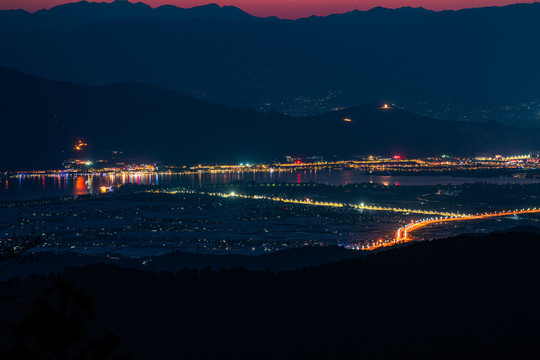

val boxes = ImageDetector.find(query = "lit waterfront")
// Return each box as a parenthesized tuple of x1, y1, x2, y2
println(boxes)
(4, 169, 540, 201)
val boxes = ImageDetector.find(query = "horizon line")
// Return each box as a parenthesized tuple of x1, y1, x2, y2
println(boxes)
(1, 0, 539, 20)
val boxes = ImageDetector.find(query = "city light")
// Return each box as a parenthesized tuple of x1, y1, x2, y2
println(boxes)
(74, 140, 88, 151)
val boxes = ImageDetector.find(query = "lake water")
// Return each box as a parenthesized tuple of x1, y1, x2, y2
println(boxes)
(3, 169, 540, 201)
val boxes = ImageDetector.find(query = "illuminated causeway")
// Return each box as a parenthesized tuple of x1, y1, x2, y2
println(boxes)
(359, 208, 540, 251)
(159, 189, 540, 253)
(168, 189, 464, 217)
(393, 208, 540, 244)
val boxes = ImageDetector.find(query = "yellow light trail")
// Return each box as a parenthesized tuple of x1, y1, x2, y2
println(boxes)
(158, 189, 540, 252)
(195, 191, 463, 217)
(394, 208, 540, 242)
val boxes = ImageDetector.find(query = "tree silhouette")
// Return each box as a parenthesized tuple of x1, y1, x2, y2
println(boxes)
(3, 278, 131, 360)
(0, 235, 131, 359)
(0, 232, 44, 267)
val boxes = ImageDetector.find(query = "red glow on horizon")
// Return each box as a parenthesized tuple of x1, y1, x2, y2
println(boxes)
(0, 0, 537, 19)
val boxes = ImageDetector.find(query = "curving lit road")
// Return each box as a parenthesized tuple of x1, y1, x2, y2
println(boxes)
(159, 189, 540, 251)
(375, 208, 540, 250)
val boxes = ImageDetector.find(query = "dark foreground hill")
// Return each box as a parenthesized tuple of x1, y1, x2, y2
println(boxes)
(3, 231, 540, 359)
(0, 245, 365, 281)
(2, 66, 540, 170)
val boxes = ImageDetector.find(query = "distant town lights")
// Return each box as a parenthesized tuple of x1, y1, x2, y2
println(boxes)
(74, 140, 88, 151)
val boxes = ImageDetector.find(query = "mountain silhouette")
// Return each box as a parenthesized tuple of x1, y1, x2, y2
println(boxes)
(0, 0, 261, 33)
(1, 2, 539, 118)
(2, 66, 540, 170)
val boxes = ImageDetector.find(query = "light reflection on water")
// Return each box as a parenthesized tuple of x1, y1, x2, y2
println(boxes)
(3, 170, 540, 201)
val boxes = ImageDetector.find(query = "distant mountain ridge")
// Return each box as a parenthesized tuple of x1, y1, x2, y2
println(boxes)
(0, 0, 264, 32)
(2, 66, 540, 170)
(0, 1, 444, 34)
(1, 1, 539, 119)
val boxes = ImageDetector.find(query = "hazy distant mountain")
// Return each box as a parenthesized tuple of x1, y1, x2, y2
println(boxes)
(2, 66, 539, 170)
(0, 0, 261, 33)
(1, 2, 539, 119)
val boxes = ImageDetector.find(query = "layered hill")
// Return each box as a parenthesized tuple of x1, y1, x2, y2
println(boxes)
(1, 2, 539, 117)
(2, 66, 540, 170)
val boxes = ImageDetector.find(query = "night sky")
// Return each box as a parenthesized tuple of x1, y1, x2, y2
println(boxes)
(1, 0, 536, 19)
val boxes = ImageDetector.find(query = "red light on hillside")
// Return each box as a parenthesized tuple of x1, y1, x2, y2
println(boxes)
(295, 160, 302, 164)
(394, 155, 402, 160)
